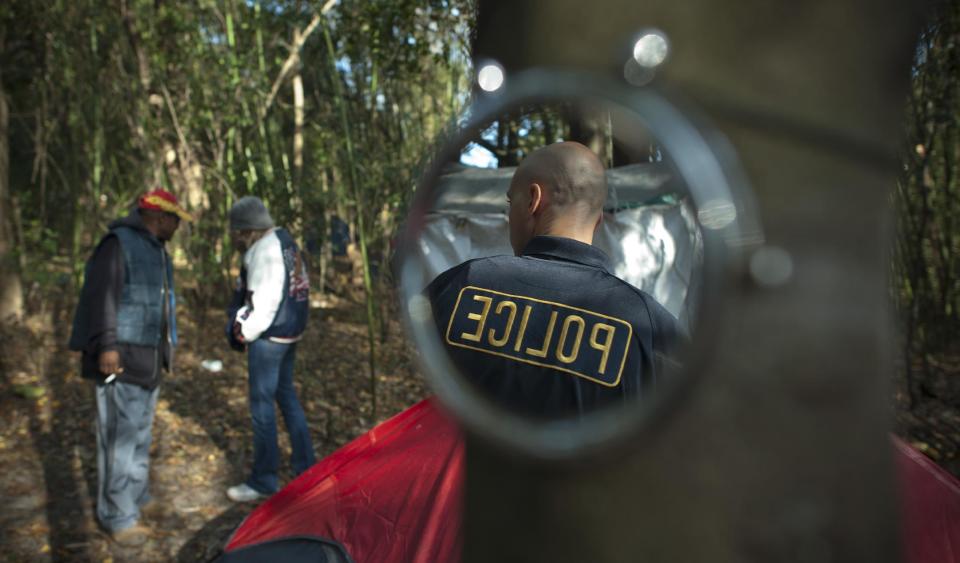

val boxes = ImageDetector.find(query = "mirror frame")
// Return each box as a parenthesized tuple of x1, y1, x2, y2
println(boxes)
(396, 68, 761, 460)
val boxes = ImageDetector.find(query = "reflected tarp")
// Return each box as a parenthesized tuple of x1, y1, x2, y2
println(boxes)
(222, 401, 960, 563)
(416, 163, 703, 328)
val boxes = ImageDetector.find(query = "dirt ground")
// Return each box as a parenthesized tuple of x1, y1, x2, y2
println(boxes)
(893, 354, 960, 477)
(0, 293, 426, 562)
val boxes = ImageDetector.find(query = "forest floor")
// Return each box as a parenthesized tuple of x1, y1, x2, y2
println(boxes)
(893, 354, 960, 477)
(0, 290, 427, 562)
(1, 288, 959, 562)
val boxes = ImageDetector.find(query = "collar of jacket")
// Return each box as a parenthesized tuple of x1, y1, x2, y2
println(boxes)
(243, 227, 279, 260)
(520, 235, 612, 272)
(109, 209, 163, 247)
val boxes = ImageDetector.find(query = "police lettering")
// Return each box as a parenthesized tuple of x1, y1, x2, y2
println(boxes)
(445, 286, 633, 387)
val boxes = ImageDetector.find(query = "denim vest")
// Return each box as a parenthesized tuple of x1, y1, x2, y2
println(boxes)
(113, 226, 178, 347)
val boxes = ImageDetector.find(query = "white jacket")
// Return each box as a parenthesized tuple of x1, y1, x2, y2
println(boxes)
(236, 229, 300, 343)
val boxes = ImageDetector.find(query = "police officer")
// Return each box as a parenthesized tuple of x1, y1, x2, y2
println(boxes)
(427, 142, 683, 419)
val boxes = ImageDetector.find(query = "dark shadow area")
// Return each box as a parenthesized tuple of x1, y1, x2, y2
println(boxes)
(30, 298, 99, 562)
(214, 536, 353, 563)
(175, 504, 250, 563)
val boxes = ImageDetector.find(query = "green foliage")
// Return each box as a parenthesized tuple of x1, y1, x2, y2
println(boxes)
(1, 0, 476, 311)
(894, 1, 960, 388)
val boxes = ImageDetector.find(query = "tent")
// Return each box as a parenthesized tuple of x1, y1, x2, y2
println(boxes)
(894, 436, 960, 562)
(217, 400, 463, 563)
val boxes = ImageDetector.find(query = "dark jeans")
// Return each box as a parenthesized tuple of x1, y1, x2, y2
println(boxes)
(246, 339, 316, 494)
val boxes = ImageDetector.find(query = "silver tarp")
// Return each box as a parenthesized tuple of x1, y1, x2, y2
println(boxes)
(417, 163, 703, 329)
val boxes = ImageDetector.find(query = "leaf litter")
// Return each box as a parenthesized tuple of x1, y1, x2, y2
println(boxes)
(0, 293, 427, 561)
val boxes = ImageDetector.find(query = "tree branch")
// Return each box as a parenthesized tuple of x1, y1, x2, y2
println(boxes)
(470, 136, 503, 158)
(261, 0, 337, 117)
(160, 84, 194, 165)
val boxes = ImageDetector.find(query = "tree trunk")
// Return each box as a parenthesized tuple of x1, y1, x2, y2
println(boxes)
(318, 168, 334, 297)
(0, 67, 24, 322)
(323, 21, 379, 420)
(291, 26, 305, 242)
(565, 105, 612, 167)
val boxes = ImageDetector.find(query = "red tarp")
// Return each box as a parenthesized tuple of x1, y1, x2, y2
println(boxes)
(225, 400, 960, 563)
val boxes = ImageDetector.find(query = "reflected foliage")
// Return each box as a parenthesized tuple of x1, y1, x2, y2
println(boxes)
(462, 102, 659, 169)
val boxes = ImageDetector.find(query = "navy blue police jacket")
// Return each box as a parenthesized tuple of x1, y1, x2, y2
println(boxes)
(426, 235, 683, 419)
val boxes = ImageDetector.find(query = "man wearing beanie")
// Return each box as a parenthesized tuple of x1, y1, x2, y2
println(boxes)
(68, 188, 191, 546)
(225, 196, 316, 502)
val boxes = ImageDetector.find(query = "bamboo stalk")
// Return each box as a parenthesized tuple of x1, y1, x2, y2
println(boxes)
(323, 21, 380, 421)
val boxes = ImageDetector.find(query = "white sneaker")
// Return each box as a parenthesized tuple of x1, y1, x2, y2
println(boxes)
(227, 483, 267, 502)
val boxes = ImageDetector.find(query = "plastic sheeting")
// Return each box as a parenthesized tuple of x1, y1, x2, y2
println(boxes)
(223, 402, 960, 563)
(415, 163, 703, 327)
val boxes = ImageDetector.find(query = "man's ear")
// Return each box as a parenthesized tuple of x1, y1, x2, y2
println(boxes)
(528, 183, 543, 215)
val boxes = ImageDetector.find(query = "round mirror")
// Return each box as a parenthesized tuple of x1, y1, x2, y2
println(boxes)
(397, 69, 760, 459)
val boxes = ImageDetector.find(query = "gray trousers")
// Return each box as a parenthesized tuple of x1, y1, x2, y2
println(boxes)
(95, 381, 159, 532)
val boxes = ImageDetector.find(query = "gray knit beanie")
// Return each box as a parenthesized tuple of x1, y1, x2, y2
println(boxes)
(229, 196, 274, 231)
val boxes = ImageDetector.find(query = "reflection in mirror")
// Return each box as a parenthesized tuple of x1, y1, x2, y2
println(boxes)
(410, 99, 702, 422)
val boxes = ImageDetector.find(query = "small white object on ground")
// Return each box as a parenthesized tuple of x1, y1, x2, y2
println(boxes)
(200, 360, 224, 372)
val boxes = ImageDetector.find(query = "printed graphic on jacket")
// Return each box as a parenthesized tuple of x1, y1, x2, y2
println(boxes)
(285, 246, 309, 302)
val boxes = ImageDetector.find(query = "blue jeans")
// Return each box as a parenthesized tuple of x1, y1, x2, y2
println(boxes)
(246, 339, 315, 494)
(95, 381, 159, 532)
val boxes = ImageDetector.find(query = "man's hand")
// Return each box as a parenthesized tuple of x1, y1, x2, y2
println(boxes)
(98, 350, 123, 376)
(232, 321, 245, 344)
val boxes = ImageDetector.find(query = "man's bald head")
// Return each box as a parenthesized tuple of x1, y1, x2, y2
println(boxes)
(513, 141, 607, 214)
(507, 142, 607, 254)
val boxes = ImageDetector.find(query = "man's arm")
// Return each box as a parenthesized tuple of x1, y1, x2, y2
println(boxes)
(84, 236, 124, 374)
(643, 295, 688, 371)
(237, 234, 286, 342)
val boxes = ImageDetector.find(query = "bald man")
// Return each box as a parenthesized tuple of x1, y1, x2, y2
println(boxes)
(426, 142, 682, 419)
